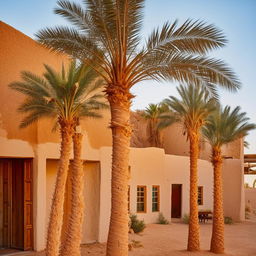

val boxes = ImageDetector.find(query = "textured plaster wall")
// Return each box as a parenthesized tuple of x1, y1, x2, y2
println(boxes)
(245, 188, 256, 210)
(0, 21, 68, 144)
(130, 113, 243, 161)
(222, 159, 245, 221)
(46, 160, 100, 245)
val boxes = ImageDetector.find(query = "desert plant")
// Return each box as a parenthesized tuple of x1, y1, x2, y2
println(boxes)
(182, 214, 190, 224)
(157, 212, 169, 224)
(224, 217, 233, 224)
(129, 214, 146, 233)
(37, 1, 240, 254)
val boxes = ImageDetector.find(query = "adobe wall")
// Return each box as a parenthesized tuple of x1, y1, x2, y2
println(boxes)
(130, 112, 243, 160)
(164, 154, 214, 216)
(222, 159, 245, 221)
(0, 21, 68, 145)
(245, 188, 256, 210)
(0, 21, 112, 150)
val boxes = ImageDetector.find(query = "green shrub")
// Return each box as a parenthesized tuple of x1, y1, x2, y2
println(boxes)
(129, 214, 146, 233)
(157, 212, 169, 224)
(224, 216, 233, 224)
(182, 214, 190, 224)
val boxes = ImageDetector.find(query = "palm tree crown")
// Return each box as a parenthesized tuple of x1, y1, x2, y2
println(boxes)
(141, 103, 168, 120)
(203, 105, 256, 148)
(141, 103, 169, 147)
(160, 84, 216, 134)
(36, 0, 240, 97)
(9, 61, 108, 128)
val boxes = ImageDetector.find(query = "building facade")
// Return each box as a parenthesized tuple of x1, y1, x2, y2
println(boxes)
(0, 21, 245, 252)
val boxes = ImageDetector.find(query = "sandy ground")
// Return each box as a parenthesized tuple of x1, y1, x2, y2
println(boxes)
(80, 220, 256, 256)
(15, 220, 256, 256)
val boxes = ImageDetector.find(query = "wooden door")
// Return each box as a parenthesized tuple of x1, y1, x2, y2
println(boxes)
(0, 159, 33, 250)
(11, 159, 24, 249)
(1, 160, 12, 248)
(171, 184, 182, 218)
(23, 159, 33, 250)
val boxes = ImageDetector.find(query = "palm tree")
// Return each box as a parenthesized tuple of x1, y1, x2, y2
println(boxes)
(141, 103, 168, 147)
(36, 1, 240, 255)
(60, 132, 84, 256)
(202, 106, 255, 254)
(160, 84, 216, 251)
(9, 61, 107, 256)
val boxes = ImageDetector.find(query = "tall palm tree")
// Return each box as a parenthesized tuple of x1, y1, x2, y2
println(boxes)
(160, 84, 216, 251)
(9, 61, 107, 256)
(202, 106, 255, 254)
(141, 103, 168, 147)
(36, 1, 240, 255)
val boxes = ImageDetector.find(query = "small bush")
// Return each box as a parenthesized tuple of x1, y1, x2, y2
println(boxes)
(224, 216, 233, 224)
(157, 212, 169, 224)
(245, 205, 251, 213)
(129, 214, 146, 233)
(182, 214, 190, 224)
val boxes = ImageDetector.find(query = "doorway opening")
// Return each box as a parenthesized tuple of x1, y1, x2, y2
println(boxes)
(171, 184, 182, 218)
(0, 158, 33, 251)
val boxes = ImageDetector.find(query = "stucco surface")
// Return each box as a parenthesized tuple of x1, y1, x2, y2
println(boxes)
(130, 113, 243, 160)
(245, 188, 256, 210)
(222, 159, 245, 221)
(0, 21, 68, 144)
(46, 160, 100, 245)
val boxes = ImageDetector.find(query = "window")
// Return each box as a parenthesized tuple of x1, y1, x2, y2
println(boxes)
(152, 185, 160, 212)
(137, 186, 147, 213)
(128, 185, 130, 212)
(198, 186, 203, 205)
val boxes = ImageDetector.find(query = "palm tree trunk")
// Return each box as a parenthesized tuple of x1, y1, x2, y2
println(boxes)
(187, 131, 200, 251)
(210, 147, 224, 254)
(106, 89, 132, 256)
(60, 133, 84, 256)
(46, 121, 74, 256)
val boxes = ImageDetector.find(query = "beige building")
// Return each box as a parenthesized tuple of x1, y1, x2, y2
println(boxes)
(0, 21, 245, 253)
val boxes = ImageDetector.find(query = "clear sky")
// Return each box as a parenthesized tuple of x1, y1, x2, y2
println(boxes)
(1, 0, 256, 154)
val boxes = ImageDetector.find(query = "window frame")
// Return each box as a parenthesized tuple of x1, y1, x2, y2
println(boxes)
(152, 185, 160, 212)
(136, 185, 147, 213)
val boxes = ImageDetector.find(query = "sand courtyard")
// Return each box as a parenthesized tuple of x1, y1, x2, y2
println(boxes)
(10, 219, 256, 256)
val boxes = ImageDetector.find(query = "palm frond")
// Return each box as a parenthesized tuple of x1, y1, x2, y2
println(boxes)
(10, 60, 107, 129)
(36, 0, 240, 102)
(146, 19, 227, 55)
(202, 105, 256, 147)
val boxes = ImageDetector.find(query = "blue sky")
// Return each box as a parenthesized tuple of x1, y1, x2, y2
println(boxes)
(1, 0, 256, 153)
